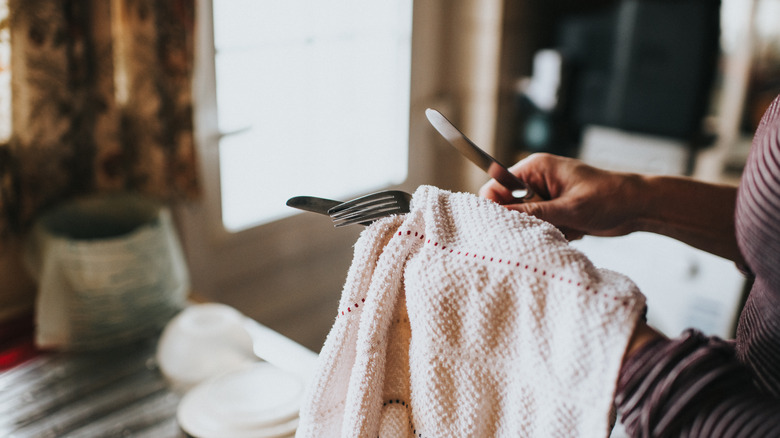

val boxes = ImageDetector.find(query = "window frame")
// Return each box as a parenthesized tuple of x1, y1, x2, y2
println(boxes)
(176, 0, 504, 349)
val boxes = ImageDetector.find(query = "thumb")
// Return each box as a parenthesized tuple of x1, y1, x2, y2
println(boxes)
(509, 200, 585, 240)
(510, 199, 566, 224)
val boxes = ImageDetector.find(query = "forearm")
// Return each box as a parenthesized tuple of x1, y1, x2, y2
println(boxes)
(632, 175, 744, 265)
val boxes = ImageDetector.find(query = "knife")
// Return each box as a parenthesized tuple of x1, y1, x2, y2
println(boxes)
(425, 108, 541, 202)
(286, 196, 372, 226)
(286, 196, 341, 216)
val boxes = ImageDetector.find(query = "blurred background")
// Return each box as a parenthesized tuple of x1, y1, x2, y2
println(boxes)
(1, 0, 779, 353)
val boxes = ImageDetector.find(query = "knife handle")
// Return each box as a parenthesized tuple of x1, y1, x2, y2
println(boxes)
(487, 163, 542, 203)
(513, 189, 543, 203)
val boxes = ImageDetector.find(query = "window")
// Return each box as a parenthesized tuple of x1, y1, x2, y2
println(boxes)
(180, 0, 444, 349)
(180, 0, 502, 349)
(212, 1, 413, 231)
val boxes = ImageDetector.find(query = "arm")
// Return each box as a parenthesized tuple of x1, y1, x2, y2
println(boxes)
(631, 174, 742, 265)
(617, 330, 780, 437)
(479, 153, 745, 265)
(481, 154, 780, 436)
(478, 152, 739, 370)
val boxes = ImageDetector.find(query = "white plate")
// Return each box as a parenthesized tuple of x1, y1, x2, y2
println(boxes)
(178, 362, 305, 438)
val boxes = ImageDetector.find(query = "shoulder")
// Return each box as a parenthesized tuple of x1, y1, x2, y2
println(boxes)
(753, 94, 780, 143)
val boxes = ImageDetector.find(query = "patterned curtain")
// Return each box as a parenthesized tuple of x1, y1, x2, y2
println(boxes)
(0, 0, 199, 237)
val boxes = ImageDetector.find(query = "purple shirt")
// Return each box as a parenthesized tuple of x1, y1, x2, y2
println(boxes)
(616, 95, 780, 437)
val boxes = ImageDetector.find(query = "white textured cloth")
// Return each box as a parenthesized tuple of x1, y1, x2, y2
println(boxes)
(296, 185, 646, 438)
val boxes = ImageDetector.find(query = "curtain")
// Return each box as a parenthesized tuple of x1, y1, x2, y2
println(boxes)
(0, 0, 199, 237)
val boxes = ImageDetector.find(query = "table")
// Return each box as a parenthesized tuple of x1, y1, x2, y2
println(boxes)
(0, 335, 184, 438)
(0, 308, 318, 438)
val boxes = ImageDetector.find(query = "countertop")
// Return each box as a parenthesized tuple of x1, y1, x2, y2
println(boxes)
(0, 309, 318, 438)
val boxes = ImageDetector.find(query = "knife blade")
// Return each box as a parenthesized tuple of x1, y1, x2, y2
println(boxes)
(286, 196, 341, 216)
(425, 108, 540, 202)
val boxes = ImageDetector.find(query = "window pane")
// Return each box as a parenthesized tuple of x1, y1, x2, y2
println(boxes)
(213, 0, 413, 231)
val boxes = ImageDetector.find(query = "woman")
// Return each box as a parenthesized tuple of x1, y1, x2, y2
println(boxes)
(480, 95, 780, 436)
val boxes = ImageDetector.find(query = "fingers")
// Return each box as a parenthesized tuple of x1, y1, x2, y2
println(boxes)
(478, 179, 514, 204)
(479, 153, 554, 204)
(499, 199, 585, 241)
(509, 198, 561, 224)
(478, 152, 593, 240)
(479, 153, 637, 240)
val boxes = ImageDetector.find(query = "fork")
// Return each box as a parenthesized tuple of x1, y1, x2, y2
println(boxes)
(328, 190, 412, 227)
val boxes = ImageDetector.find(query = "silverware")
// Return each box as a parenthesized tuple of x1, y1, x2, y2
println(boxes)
(425, 108, 541, 202)
(286, 191, 411, 227)
(328, 190, 412, 228)
(286, 196, 342, 216)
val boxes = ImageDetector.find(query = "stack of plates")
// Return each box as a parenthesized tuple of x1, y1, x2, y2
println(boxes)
(177, 362, 306, 438)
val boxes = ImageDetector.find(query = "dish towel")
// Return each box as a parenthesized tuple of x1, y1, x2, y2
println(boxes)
(296, 185, 646, 438)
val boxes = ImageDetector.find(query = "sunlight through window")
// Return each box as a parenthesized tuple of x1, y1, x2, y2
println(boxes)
(212, 1, 413, 231)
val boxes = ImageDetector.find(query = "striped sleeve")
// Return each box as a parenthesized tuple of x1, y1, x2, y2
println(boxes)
(615, 94, 780, 437)
(616, 331, 780, 437)
(735, 95, 780, 294)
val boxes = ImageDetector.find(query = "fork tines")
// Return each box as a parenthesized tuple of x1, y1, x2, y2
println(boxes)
(328, 190, 412, 227)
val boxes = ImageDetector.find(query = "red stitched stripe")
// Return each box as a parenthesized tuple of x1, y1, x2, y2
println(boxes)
(337, 229, 631, 317)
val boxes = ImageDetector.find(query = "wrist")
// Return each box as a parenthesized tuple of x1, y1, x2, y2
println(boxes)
(623, 320, 664, 364)
(612, 172, 650, 234)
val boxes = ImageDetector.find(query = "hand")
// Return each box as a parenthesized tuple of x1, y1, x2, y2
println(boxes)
(479, 153, 644, 240)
